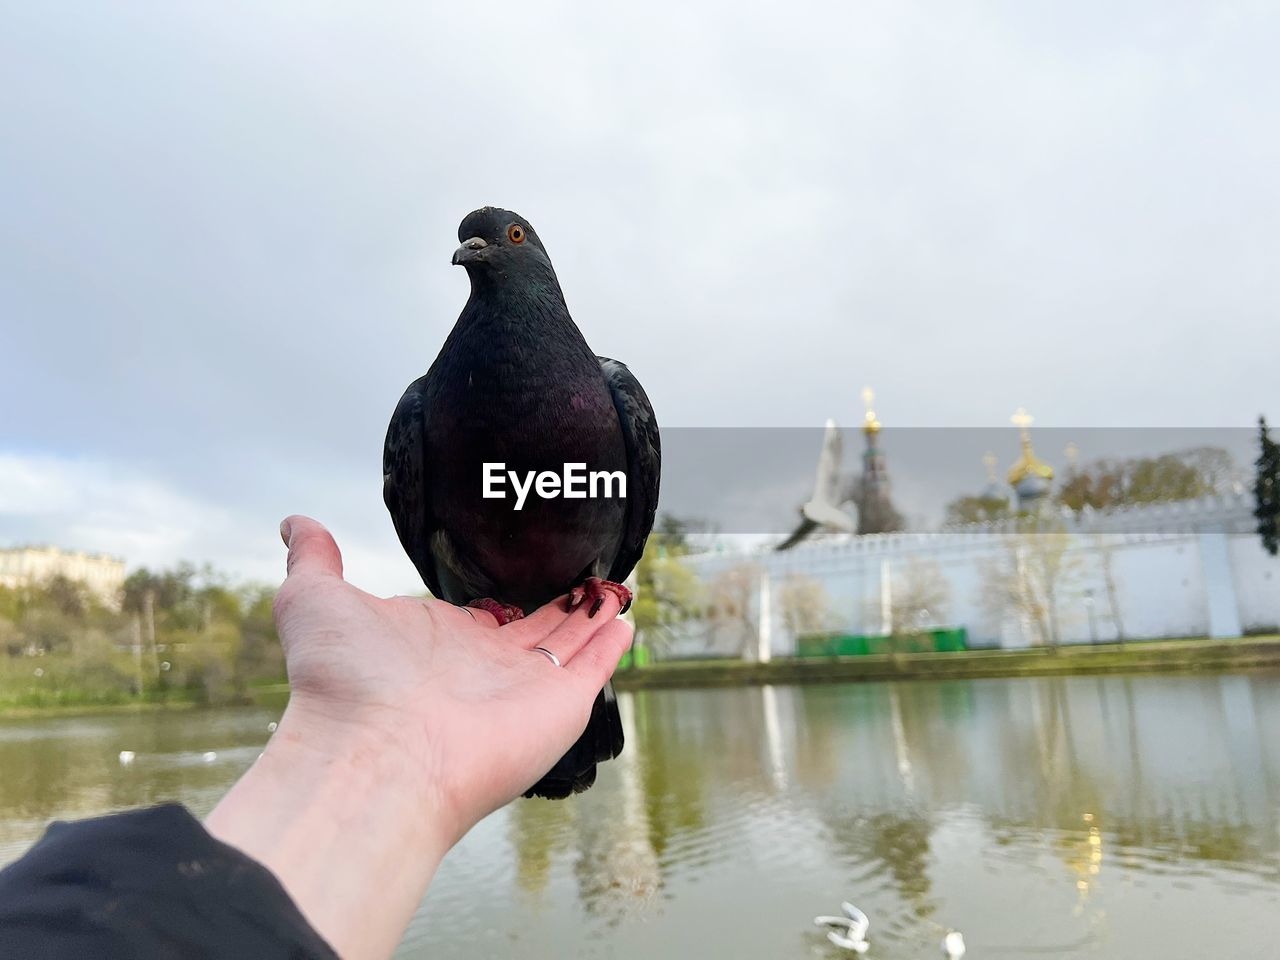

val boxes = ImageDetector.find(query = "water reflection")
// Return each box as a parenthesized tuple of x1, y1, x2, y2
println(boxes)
(4, 677, 1280, 958)
(420, 675, 1280, 958)
(0, 708, 278, 864)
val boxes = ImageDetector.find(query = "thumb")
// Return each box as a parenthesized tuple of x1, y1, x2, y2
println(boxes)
(280, 515, 344, 579)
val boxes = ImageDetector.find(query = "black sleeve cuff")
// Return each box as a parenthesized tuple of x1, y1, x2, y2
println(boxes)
(0, 803, 338, 960)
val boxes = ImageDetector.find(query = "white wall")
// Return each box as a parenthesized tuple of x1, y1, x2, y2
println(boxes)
(685, 523, 1280, 654)
(1231, 537, 1280, 634)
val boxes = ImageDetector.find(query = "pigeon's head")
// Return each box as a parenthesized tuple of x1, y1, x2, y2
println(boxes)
(452, 207, 554, 278)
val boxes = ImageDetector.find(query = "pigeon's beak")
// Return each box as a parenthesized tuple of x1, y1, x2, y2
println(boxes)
(452, 236, 489, 266)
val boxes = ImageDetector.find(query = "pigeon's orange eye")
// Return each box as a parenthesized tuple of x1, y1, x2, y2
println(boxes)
(507, 224, 525, 244)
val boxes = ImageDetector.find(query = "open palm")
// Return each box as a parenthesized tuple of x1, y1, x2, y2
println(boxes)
(272, 515, 632, 843)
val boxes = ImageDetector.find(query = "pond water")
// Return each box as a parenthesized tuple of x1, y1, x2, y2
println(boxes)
(3, 675, 1280, 958)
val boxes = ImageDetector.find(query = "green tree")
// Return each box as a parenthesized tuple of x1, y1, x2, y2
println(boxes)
(945, 495, 1013, 525)
(1256, 416, 1280, 556)
(1056, 447, 1235, 512)
(123, 563, 201, 627)
(4, 561, 287, 708)
(0, 585, 27, 656)
(233, 587, 284, 695)
(630, 515, 700, 662)
(0, 585, 22, 624)
(44, 576, 88, 618)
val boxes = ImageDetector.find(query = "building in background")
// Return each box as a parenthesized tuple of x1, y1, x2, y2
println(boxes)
(690, 494, 1277, 657)
(777, 387, 903, 550)
(1006, 407, 1055, 513)
(0, 546, 126, 609)
(683, 409, 1280, 659)
(852, 387, 904, 535)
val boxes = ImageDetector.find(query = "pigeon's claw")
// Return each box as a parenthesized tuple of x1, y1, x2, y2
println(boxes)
(466, 598, 526, 626)
(566, 577, 632, 618)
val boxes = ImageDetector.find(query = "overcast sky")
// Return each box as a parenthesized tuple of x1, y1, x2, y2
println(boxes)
(1, 1, 1276, 592)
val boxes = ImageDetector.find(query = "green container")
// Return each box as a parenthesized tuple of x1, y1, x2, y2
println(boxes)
(795, 628, 968, 657)
(618, 645, 653, 670)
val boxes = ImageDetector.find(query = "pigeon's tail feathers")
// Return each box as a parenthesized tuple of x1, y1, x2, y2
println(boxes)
(523, 681, 624, 800)
(594, 679, 625, 761)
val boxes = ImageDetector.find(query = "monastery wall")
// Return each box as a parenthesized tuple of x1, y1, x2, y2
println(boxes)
(682, 493, 1279, 655)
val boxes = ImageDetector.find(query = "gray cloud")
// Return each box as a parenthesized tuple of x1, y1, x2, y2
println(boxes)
(1, 0, 1275, 591)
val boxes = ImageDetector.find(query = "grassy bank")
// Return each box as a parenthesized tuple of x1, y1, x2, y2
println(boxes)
(0, 689, 290, 720)
(613, 635, 1280, 690)
(0, 651, 287, 719)
(8, 637, 1280, 716)
(0, 699, 205, 721)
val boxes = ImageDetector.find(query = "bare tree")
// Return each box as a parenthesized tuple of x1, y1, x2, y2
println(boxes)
(889, 558, 951, 635)
(981, 519, 1086, 647)
(704, 563, 762, 659)
(1090, 534, 1127, 643)
(777, 574, 837, 638)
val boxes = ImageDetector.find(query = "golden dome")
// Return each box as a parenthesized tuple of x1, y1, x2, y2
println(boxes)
(861, 386, 881, 435)
(1007, 408, 1054, 485)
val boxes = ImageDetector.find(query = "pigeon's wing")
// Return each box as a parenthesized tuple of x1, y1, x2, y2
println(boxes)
(598, 357, 661, 584)
(382, 382, 443, 598)
(776, 517, 818, 551)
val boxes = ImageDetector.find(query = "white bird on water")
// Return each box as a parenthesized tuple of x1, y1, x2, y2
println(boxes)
(118, 751, 135, 765)
(202, 751, 217, 763)
(825, 926, 870, 953)
(815, 900, 966, 958)
(841, 902, 870, 942)
(814, 901, 870, 953)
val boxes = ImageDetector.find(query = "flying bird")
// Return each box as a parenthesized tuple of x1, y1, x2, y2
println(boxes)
(383, 207, 661, 799)
(777, 419, 857, 550)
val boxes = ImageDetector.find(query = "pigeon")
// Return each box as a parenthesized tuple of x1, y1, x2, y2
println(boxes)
(383, 206, 661, 799)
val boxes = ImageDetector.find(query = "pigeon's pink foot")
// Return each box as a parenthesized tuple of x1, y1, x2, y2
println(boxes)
(466, 598, 526, 626)
(566, 577, 633, 618)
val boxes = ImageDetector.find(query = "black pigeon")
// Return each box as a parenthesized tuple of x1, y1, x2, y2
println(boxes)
(383, 207, 661, 799)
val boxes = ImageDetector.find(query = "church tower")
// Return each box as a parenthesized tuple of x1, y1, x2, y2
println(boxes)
(1007, 407, 1055, 513)
(855, 387, 904, 534)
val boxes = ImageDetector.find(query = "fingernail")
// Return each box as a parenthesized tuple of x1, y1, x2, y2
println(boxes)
(279, 518, 292, 546)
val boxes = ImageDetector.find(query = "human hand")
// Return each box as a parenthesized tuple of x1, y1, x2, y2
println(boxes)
(207, 515, 632, 960)
(271, 514, 633, 842)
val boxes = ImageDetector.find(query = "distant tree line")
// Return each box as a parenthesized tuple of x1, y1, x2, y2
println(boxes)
(0, 563, 283, 708)
(945, 446, 1239, 526)
(1056, 446, 1236, 512)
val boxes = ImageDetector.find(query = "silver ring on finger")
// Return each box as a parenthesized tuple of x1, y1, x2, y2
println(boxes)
(532, 646, 562, 668)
